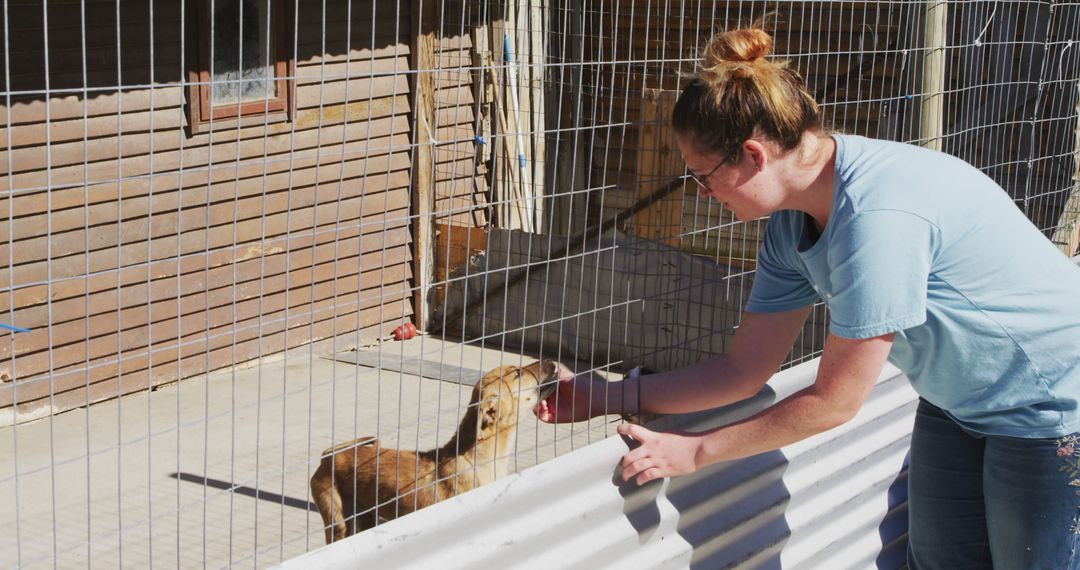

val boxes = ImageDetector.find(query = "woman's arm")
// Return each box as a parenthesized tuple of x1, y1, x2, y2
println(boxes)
(613, 306, 814, 415)
(618, 330, 895, 485)
(535, 306, 810, 424)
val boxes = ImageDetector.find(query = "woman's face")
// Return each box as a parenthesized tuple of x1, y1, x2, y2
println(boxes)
(677, 135, 781, 221)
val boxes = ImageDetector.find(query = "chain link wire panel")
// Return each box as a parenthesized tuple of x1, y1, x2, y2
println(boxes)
(1, 0, 1078, 567)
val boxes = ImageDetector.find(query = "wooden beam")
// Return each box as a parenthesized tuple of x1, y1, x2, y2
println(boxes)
(528, 0, 546, 234)
(632, 89, 683, 248)
(411, 0, 438, 332)
(1051, 78, 1080, 258)
(920, 0, 948, 151)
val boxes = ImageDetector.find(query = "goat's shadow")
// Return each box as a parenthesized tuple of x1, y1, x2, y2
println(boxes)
(170, 472, 317, 512)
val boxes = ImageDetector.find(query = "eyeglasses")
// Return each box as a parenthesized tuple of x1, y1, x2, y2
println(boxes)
(687, 159, 726, 191)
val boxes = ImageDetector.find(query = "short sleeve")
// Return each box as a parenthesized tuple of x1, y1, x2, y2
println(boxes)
(826, 210, 937, 338)
(746, 217, 819, 313)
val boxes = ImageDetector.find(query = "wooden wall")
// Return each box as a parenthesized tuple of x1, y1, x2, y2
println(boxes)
(943, 1, 1079, 234)
(576, 1, 1077, 256)
(4, 1, 1069, 420)
(579, 1, 922, 261)
(434, 27, 487, 229)
(0, 0, 426, 421)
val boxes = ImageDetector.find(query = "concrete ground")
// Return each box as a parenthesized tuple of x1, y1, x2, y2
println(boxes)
(0, 336, 622, 569)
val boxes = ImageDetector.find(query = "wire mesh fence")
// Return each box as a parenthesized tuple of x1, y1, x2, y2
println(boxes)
(1, 0, 1077, 567)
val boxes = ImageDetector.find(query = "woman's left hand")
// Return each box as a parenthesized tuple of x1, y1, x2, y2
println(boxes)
(616, 423, 706, 485)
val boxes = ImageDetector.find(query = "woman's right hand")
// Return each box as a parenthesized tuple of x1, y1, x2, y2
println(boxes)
(534, 374, 611, 423)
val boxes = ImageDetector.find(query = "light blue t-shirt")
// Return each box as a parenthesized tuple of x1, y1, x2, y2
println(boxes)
(746, 134, 1080, 438)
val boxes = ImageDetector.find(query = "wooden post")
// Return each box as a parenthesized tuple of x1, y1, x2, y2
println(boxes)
(1051, 78, 1080, 257)
(471, 25, 493, 169)
(527, 0, 546, 234)
(920, 0, 948, 151)
(411, 0, 438, 331)
(632, 89, 684, 248)
(549, 0, 587, 237)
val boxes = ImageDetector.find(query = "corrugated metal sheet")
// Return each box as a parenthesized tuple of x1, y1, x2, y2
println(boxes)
(277, 359, 916, 569)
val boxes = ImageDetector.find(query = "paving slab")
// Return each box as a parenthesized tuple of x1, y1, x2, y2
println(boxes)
(0, 336, 625, 568)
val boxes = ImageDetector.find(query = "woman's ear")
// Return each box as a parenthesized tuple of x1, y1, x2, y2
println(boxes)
(743, 139, 768, 172)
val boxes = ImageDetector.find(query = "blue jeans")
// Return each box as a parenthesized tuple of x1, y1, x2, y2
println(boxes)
(908, 399, 1080, 569)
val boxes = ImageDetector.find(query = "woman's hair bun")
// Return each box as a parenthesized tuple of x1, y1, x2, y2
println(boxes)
(703, 27, 773, 67)
(697, 27, 774, 82)
(673, 19, 820, 157)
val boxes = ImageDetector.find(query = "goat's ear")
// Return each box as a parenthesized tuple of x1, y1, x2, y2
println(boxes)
(479, 397, 499, 430)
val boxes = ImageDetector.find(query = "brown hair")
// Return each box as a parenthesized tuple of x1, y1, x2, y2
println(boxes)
(672, 25, 821, 160)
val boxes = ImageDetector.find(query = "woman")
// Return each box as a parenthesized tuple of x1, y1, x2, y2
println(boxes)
(535, 25, 1080, 568)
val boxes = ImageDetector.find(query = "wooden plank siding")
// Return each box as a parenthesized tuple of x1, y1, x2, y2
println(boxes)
(433, 31, 487, 229)
(426, 7, 489, 332)
(427, 17, 488, 240)
(0, 0, 445, 421)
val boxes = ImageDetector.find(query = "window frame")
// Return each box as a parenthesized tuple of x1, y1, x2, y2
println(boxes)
(186, 0, 294, 131)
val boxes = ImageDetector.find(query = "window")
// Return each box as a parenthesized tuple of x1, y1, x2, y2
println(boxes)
(187, 0, 292, 130)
